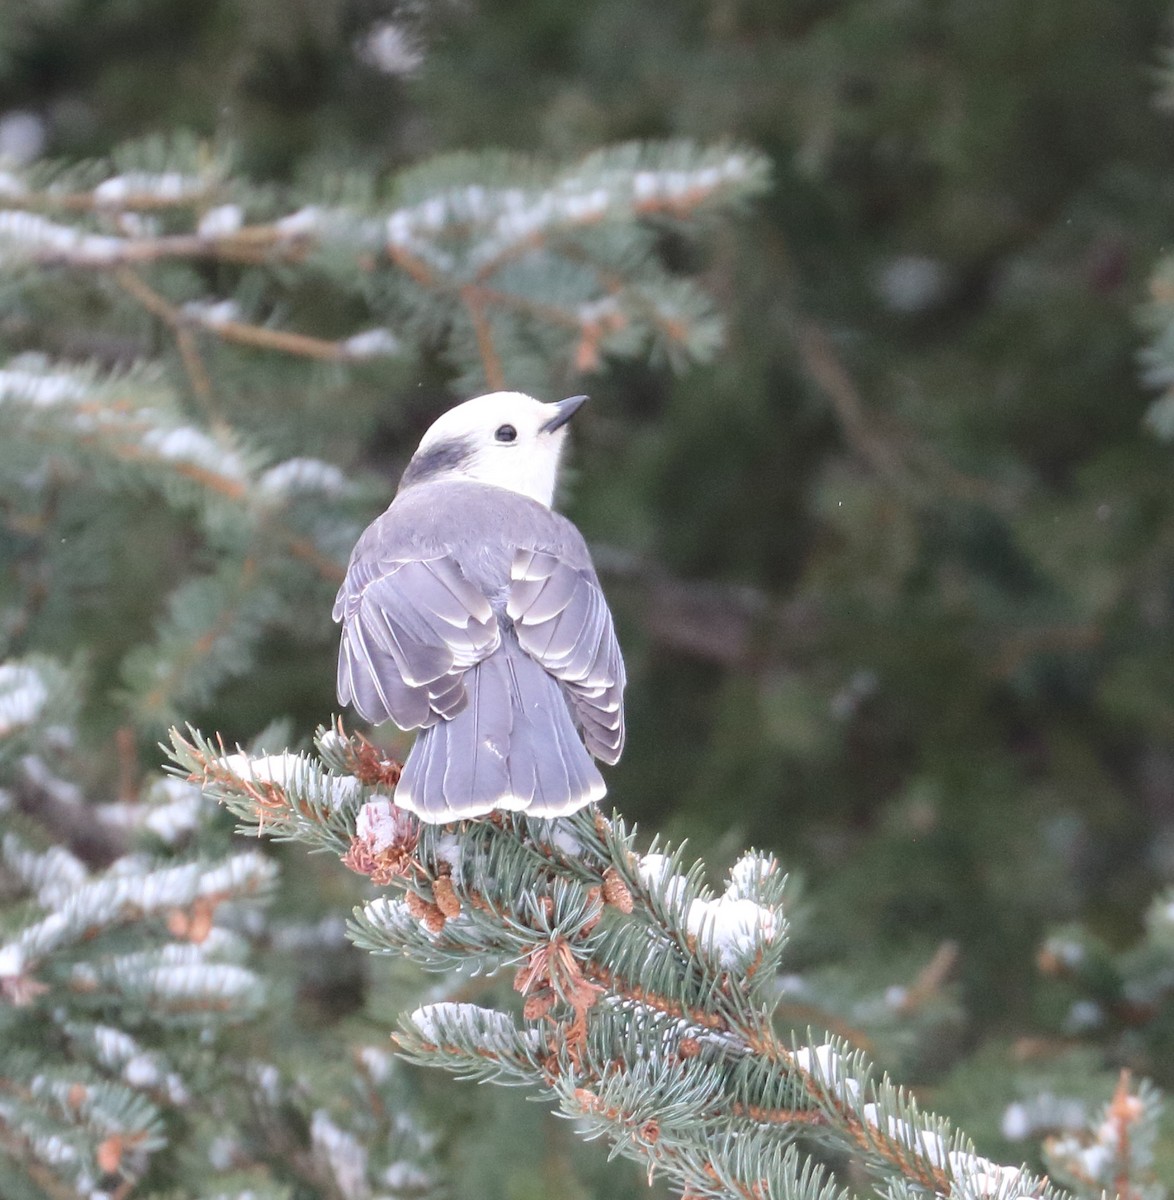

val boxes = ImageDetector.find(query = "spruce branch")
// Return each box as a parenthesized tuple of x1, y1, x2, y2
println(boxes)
(1, 135, 767, 736)
(172, 727, 1077, 1200)
(0, 656, 442, 1199)
(1043, 1073, 1164, 1200)
(2, 135, 767, 389)
(0, 355, 366, 723)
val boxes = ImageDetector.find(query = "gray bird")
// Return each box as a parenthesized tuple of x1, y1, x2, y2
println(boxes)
(333, 391, 626, 821)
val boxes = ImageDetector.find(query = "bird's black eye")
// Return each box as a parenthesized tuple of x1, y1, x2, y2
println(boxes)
(494, 424, 517, 443)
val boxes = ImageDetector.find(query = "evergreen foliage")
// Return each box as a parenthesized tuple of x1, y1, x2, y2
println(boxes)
(170, 725, 1072, 1200)
(2, 1, 1174, 1198)
(167, 726, 1172, 1200)
(0, 658, 439, 1200)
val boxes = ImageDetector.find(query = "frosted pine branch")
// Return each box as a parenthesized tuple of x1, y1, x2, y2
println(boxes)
(1, 135, 767, 728)
(178, 729, 1072, 1200)
(0, 849, 275, 990)
(1, 135, 767, 390)
(0, 363, 369, 723)
(0, 678, 442, 1199)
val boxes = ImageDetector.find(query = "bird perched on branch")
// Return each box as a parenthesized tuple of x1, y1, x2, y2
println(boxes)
(333, 392, 626, 821)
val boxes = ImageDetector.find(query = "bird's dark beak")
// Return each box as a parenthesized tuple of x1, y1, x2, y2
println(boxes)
(540, 394, 588, 433)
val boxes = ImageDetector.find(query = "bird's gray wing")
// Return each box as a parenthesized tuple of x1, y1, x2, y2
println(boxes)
(506, 548, 625, 763)
(334, 555, 500, 729)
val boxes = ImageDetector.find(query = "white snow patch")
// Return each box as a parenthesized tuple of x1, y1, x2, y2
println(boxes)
(1063, 998, 1103, 1033)
(792, 1043, 860, 1101)
(548, 825, 583, 857)
(207, 1134, 238, 1171)
(93, 171, 199, 206)
(434, 833, 463, 874)
(0, 663, 49, 735)
(0, 210, 123, 262)
(885, 984, 908, 1009)
(277, 205, 325, 237)
(180, 297, 241, 328)
(686, 894, 777, 971)
(101, 777, 206, 846)
(91, 1025, 139, 1066)
(358, 1045, 392, 1082)
(725, 851, 778, 899)
(258, 457, 350, 500)
(140, 962, 259, 1001)
(1043, 936, 1085, 968)
(0, 170, 27, 199)
(1000, 1102, 1031, 1142)
(409, 1002, 525, 1055)
(141, 425, 245, 480)
(356, 796, 416, 852)
(197, 204, 244, 239)
(343, 327, 402, 359)
(357, 21, 424, 75)
(311, 1109, 368, 1198)
(25, 841, 90, 904)
(0, 111, 44, 166)
(862, 1105, 947, 1168)
(219, 752, 301, 786)
(636, 853, 691, 912)
(635, 853, 672, 886)
(251, 1062, 281, 1104)
(383, 1160, 433, 1191)
(948, 1151, 1028, 1197)
(124, 1053, 162, 1088)
(0, 363, 88, 408)
(386, 209, 413, 247)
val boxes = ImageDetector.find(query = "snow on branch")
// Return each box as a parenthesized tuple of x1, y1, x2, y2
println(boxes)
(0, 850, 275, 989)
(0, 657, 71, 741)
(384, 142, 767, 273)
(0, 356, 367, 528)
(177, 727, 1072, 1200)
(0, 357, 367, 724)
(0, 136, 766, 391)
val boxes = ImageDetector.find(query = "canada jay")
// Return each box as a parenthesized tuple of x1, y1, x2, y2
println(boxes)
(333, 391, 626, 821)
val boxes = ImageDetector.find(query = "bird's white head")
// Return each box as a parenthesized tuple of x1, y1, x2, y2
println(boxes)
(399, 391, 587, 507)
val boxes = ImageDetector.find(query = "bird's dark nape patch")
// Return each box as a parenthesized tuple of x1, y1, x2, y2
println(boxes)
(398, 436, 475, 490)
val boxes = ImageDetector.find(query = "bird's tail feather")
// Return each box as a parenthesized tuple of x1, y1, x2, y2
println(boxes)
(395, 640, 605, 821)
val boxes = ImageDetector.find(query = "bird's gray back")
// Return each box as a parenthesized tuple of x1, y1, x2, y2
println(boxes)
(351, 479, 594, 609)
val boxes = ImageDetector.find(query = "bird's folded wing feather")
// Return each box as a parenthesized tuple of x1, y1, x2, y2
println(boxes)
(507, 548, 626, 763)
(334, 555, 499, 728)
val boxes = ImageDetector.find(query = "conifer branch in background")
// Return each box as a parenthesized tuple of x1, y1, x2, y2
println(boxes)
(0, 134, 767, 731)
(0, 658, 441, 1200)
(0, 135, 767, 389)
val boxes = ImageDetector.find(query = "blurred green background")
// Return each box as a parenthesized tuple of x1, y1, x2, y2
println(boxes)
(5, 0, 1174, 1159)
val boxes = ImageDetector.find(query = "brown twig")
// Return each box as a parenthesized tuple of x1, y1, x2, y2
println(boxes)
(461, 287, 506, 390)
(13, 186, 221, 215)
(114, 268, 219, 415)
(386, 243, 437, 287)
(115, 266, 353, 366)
(32, 231, 284, 268)
(894, 939, 959, 1016)
(206, 318, 353, 362)
(14, 761, 128, 870)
